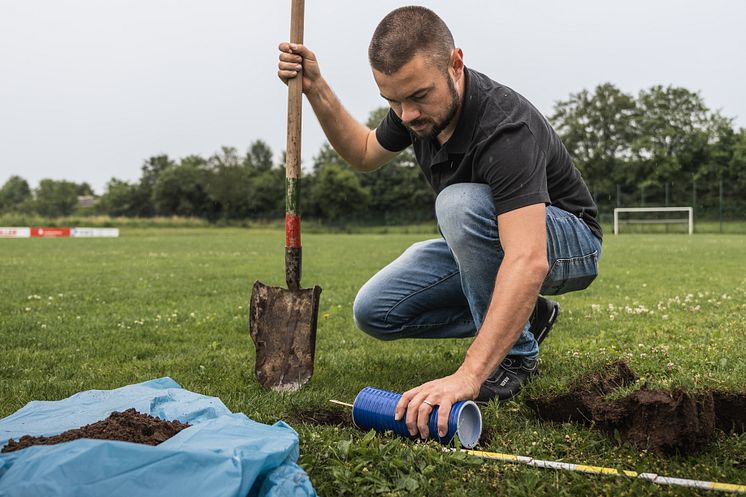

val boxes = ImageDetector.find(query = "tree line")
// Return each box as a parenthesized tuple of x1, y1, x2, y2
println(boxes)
(2, 84, 744, 223)
(551, 84, 746, 216)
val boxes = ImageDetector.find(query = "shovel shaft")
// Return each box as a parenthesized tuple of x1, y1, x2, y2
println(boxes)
(285, 0, 304, 290)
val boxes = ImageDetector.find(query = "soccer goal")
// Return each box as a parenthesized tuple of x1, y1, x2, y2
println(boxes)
(613, 207, 693, 235)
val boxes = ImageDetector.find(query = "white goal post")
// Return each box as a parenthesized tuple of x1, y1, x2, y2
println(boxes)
(613, 207, 693, 235)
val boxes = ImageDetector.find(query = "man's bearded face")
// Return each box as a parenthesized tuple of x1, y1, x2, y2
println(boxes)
(403, 74, 460, 139)
(373, 53, 462, 141)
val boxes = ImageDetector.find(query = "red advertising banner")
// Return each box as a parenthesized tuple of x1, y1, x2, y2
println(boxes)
(30, 227, 71, 237)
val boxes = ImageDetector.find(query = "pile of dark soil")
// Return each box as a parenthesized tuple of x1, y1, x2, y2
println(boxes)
(2, 408, 190, 453)
(526, 361, 746, 455)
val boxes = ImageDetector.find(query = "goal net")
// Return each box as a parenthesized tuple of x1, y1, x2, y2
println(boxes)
(613, 207, 693, 235)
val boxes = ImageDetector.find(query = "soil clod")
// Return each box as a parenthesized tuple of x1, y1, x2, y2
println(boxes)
(526, 361, 746, 455)
(2, 408, 190, 453)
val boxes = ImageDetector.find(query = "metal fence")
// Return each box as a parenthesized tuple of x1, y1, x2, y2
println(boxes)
(592, 180, 746, 234)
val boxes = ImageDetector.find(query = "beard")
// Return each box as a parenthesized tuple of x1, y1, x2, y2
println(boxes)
(405, 76, 461, 140)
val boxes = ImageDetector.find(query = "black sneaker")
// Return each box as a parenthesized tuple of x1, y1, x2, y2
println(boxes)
(528, 296, 560, 344)
(475, 355, 538, 404)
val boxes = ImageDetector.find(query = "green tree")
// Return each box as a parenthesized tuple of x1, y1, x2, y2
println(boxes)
(34, 179, 78, 217)
(728, 128, 746, 208)
(204, 147, 254, 218)
(730, 128, 746, 186)
(0, 176, 32, 212)
(311, 163, 370, 223)
(152, 163, 210, 217)
(247, 168, 285, 218)
(366, 106, 390, 130)
(695, 124, 746, 216)
(97, 179, 139, 217)
(180, 156, 211, 217)
(179, 154, 207, 170)
(631, 85, 718, 183)
(135, 154, 176, 216)
(203, 143, 283, 219)
(209, 147, 242, 169)
(550, 83, 637, 193)
(75, 182, 95, 196)
(313, 143, 347, 171)
(205, 163, 253, 218)
(246, 140, 274, 172)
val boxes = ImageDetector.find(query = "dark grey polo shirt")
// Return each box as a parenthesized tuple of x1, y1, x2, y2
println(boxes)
(375, 67, 602, 241)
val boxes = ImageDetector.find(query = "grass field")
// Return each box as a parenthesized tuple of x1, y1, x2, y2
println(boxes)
(1, 228, 745, 496)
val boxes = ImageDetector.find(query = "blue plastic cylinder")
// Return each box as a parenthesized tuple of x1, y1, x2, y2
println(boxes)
(351, 386, 482, 448)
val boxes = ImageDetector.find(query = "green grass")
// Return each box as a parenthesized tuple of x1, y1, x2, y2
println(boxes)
(1, 228, 745, 496)
(607, 220, 746, 235)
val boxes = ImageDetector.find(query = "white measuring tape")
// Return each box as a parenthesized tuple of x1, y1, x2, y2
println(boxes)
(452, 449, 746, 494)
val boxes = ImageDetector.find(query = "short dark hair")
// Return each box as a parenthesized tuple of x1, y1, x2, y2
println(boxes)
(368, 6, 454, 75)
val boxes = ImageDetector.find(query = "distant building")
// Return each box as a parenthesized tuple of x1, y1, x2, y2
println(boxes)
(77, 195, 97, 208)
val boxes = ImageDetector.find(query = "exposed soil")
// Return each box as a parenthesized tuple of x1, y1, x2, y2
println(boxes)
(2, 408, 190, 453)
(525, 361, 746, 455)
(712, 391, 746, 433)
(478, 425, 497, 447)
(289, 406, 349, 427)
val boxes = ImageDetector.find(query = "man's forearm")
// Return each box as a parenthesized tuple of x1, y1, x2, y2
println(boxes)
(306, 78, 377, 171)
(458, 256, 547, 385)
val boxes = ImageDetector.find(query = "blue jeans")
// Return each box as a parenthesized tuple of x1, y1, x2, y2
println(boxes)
(353, 183, 602, 358)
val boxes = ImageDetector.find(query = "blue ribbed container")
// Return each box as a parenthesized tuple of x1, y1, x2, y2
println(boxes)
(351, 386, 482, 448)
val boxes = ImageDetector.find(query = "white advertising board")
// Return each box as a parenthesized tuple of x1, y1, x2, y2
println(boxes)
(71, 228, 120, 238)
(0, 227, 31, 238)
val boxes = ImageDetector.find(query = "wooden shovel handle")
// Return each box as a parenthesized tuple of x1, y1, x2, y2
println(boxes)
(285, 0, 304, 290)
(286, 0, 304, 181)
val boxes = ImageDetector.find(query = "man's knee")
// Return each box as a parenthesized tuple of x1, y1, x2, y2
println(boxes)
(352, 284, 397, 341)
(435, 183, 496, 249)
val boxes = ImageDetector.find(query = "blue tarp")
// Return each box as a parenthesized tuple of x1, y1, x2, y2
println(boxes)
(0, 378, 316, 497)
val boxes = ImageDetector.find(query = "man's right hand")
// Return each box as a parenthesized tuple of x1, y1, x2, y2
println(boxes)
(277, 42, 321, 94)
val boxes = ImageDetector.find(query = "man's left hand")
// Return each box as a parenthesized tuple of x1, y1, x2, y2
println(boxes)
(394, 371, 480, 440)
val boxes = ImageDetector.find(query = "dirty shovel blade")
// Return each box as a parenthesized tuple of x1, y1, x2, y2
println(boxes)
(249, 280, 322, 392)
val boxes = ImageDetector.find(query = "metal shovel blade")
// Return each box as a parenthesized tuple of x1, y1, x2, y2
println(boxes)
(249, 280, 321, 391)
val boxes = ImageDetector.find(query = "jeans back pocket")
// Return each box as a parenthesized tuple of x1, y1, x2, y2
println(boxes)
(541, 250, 599, 295)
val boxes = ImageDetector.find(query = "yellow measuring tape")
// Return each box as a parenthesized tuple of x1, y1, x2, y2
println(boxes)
(457, 449, 746, 494)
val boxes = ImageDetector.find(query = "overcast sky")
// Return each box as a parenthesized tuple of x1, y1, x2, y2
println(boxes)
(1, 0, 744, 194)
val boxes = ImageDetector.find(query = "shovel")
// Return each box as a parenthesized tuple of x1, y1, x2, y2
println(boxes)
(249, 0, 321, 392)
